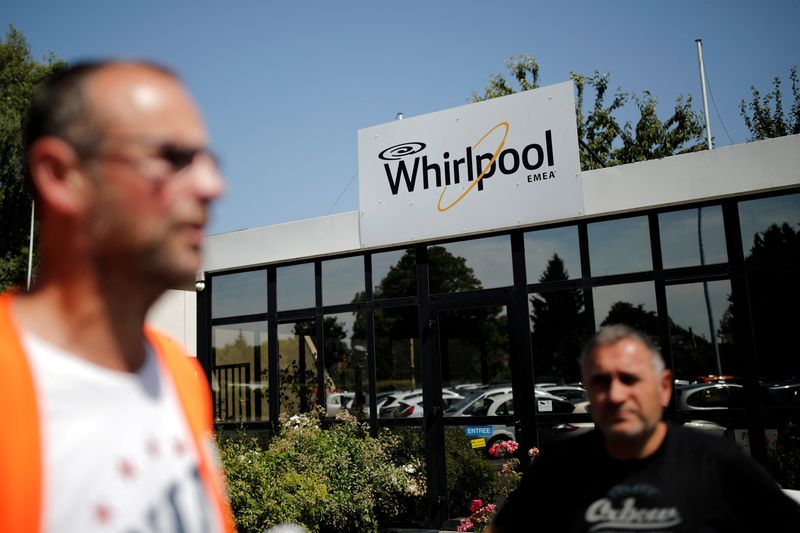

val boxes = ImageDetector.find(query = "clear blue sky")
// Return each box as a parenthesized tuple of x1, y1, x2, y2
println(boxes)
(4, 0, 798, 235)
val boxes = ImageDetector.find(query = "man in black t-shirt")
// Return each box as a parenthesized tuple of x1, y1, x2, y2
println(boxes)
(490, 324, 800, 532)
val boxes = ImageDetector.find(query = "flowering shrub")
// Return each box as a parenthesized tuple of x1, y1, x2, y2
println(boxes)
(219, 409, 426, 532)
(457, 500, 497, 532)
(457, 445, 540, 532)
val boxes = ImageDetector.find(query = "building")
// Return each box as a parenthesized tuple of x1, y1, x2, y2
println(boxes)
(151, 126, 799, 527)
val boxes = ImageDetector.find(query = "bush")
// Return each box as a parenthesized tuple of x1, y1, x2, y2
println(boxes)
(219, 410, 426, 532)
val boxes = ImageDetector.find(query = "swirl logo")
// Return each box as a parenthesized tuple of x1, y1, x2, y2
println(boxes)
(378, 142, 427, 160)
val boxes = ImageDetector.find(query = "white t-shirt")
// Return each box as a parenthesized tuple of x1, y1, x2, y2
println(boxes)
(23, 332, 222, 533)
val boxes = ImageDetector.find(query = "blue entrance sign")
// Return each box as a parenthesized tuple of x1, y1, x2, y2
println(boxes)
(465, 426, 493, 437)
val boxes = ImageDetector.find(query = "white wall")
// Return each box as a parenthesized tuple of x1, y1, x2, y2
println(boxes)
(147, 289, 197, 356)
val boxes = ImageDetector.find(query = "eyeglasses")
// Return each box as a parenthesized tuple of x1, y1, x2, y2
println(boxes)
(69, 135, 220, 177)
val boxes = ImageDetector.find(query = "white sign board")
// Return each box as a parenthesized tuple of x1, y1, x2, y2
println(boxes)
(358, 81, 582, 248)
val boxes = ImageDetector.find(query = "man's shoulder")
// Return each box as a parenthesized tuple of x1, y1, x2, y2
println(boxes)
(664, 422, 742, 457)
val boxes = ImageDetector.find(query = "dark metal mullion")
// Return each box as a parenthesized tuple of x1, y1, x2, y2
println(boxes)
(196, 275, 211, 381)
(267, 267, 279, 431)
(314, 261, 326, 420)
(722, 200, 767, 463)
(365, 254, 378, 436)
(417, 245, 447, 528)
(578, 222, 595, 335)
(509, 231, 538, 453)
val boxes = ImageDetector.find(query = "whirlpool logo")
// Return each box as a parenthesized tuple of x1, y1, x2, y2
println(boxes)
(378, 122, 556, 212)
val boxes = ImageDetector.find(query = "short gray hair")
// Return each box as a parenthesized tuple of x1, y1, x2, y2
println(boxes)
(580, 324, 665, 375)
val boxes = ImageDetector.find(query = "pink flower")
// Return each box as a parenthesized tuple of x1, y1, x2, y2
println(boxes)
(486, 503, 497, 513)
(528, 447, 540, 457)
(457, 518, 474, 531)
(470, 499, 483, 513)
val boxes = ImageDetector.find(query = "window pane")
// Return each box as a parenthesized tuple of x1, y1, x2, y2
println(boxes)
(440, 306, 510, 390)
(524, 226, 581, 283)
(428, 236, 512, 294)
(323, 311, 369, 419)
(372, 248, 416, 299)
(375, 307, 421, 420)
(278, 320, 318, 417)
(748, 267, 800, 383)
(659, 206, 727, 268)
(593, 282, 658, 339)
(277, 263, 315, 311)
(212, 321, 268, 422)
(530, 289, 588, 385)
(588, 216, 652, 275)
(666, 280, 739, 382)
(739, 193, 800, 260)
(322, 256, 365, 306)
(211, 270, 267, 318)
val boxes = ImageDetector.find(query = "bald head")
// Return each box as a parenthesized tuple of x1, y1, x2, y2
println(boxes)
(24, 61, 182, 193)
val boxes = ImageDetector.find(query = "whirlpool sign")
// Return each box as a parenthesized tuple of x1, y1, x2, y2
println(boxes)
(358, 81, 583, 248)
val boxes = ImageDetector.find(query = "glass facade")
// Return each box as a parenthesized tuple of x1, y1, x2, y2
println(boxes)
(202, 188, 800, 527)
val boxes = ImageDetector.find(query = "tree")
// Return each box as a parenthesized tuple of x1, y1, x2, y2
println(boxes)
(740, 66, 800, 141)
(0, 25, 65, 291)
(471, 55, 705, 171)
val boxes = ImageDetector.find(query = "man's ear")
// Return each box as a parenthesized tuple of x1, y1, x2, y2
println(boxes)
(660, 368, 673, 407)
(27, 137, 93, 216)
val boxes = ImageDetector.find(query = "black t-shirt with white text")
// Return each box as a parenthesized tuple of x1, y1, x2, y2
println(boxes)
(492, 424, 800, 532)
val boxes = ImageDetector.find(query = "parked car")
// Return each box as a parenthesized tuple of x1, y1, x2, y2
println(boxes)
(676, 383, 744, 410)
(446, 387, 579, 449)
(537, 385, 588, 405)
(379, 388, 465, 418)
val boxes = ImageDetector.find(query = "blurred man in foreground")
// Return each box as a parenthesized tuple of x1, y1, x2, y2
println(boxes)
(0, 61, 234, 532)
(490, 324, 800, 532)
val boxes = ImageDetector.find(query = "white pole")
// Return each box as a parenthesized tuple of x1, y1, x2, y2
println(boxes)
(695, 39, 713, 150)
(26, 200, 35, 290)
(695, 39, 721, 375)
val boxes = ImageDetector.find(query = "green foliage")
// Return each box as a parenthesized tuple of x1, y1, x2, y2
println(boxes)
(0, 25, 65, 291)
(471, 55, 705, 171)
(740, 66, 800, 141)
(219, 411, 426, 532)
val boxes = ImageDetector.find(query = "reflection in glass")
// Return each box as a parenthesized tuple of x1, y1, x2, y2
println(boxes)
(277, 321, 318, 417)
(372, 248, 416, 299)
(277, 263, 315, 311)
(429, 236, 512, 294)
(747, 267, 800, 383)
(212, 321, 268, 422)
(530, 286, 587, 385)
(659, 206, 727, 268)
(439, 306, 510, 394)
(524, 226, 581, 283)
(323, 311, 369, 419)
(322, 256, 365, 306)
(588, 216, 652, 275)
(738, 193, 800, 260)
(211, 270, 267, 318)
(374, 307, 421, 419)
(593, 282, 658, 338)
(666, 281, 738, 381)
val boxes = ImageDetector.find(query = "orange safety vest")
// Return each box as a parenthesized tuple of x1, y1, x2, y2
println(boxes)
(0, 294, 235, 533)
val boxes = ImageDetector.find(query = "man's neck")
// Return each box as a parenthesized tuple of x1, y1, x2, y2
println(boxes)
(13, 272, 162, 373)
(604, 421, 669, 461)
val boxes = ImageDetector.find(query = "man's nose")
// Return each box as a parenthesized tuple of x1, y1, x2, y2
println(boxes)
(189, 154, 226, 201)
(608, 379, 627, 404)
